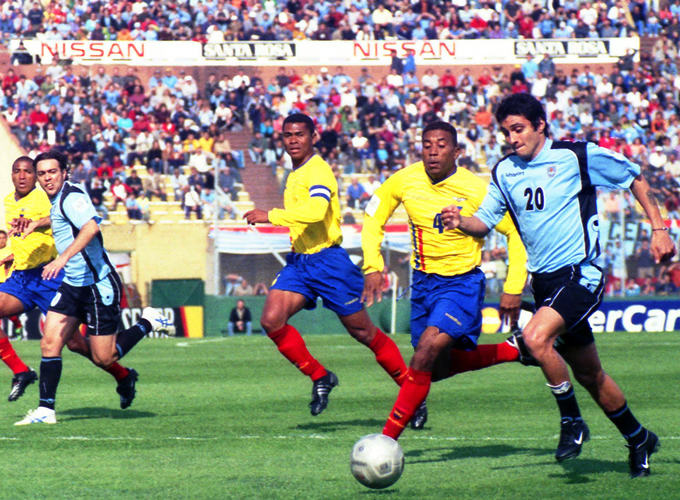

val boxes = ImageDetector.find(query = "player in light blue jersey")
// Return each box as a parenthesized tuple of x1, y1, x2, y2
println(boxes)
(442, 94, 676, 479)
(15, 151, 175, 426)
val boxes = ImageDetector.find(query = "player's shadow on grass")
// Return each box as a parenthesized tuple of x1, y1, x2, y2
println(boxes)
(548, 458, 629, 484)
(294, 419, 385, 432)
(405, 444, 553, 464)
(60, 407, 156, 420)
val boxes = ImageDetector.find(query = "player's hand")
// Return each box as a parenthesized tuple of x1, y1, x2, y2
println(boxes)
(651, 230, 676, 264)
(362, 272, 383, 308)
(243, 209, 269, 225)
(499, 293, 522, 324)
(20, 220, 41, 239)
(42, 256, 67, 281)
(441, 205, 461, 230)
(9, 217, 31, 237)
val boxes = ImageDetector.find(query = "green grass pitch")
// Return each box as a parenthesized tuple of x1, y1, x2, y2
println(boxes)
(0, 331, 678, 499)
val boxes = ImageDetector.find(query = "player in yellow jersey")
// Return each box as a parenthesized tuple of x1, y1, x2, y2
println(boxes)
(1, 156, 140, 409)
(244, 113, 409, 416)
(360, 121, 530, 440)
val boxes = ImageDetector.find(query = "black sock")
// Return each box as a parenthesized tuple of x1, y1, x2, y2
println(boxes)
(39, 357, 62, 411)
(548, 381, 582, 422)
(115, 321, 150, 359)
(606, 402, 647, 446)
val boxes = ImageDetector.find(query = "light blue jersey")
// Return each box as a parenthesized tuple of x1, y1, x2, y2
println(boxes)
(50, 181, 113, 286)
(476, 139, 640, 275)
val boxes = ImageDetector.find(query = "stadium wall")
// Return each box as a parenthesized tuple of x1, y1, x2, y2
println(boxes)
(102, 223, 210, 297)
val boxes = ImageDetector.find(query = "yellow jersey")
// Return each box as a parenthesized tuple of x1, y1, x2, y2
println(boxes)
(4, 188, 57, 271)
(269, 154, 343, 254)
(362, 163, 527, 295)
(0, 243, 11, 283)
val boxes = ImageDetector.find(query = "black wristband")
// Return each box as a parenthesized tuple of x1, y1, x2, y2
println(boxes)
(652, 227, 668, 231)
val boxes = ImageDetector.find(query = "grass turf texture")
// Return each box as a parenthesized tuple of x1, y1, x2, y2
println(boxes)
(0, 332, 678, 500)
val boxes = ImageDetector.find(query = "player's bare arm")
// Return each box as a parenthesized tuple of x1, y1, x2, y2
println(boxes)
(362, 272, 383, 308)
(43, 218, 100, 280)
(243, 209, 270, 225)
(629, 174, 676, 263)
(16, 216, 51, 239)
(441, 205, 491, 237)
(499, 293, 522, 324)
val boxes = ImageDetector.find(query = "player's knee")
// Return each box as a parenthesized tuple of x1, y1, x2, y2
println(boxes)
(91, 352, 114, 369)
(260, 313, 284, 335)
(521, 325, 552, 356)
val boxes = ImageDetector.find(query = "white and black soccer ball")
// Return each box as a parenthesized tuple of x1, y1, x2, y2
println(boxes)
(350, 434, 404, 489)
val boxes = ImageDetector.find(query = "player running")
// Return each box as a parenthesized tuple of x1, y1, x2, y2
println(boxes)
(443, 93, 675, 478)
(15, 151, 174, 425)
(361, 121, 529, 440)
(244, 113, 409, 417)
(1, 156, 139, 407)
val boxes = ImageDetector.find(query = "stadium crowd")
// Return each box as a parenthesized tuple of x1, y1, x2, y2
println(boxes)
(0, 2, 679, 294)
(0, 0, 675, 43)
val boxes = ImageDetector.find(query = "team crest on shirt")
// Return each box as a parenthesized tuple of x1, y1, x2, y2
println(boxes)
(547, 165, 557, 177)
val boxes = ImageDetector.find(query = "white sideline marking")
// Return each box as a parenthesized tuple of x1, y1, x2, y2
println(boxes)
(176, 338, 229, 347)
(3, 434, 680, 442)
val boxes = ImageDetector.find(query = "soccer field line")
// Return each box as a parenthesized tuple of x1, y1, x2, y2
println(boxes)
(173, 338, 680, 348)
(3, 434, 680, 442)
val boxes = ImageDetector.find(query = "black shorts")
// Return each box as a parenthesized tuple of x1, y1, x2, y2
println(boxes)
(48, 272, 123, 336)
(531, 264, 603, 348)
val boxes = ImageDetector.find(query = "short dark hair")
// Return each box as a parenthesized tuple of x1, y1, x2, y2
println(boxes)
(495, 93, 549, 137)
(422, 121, 458, 146)
(0, 229, 7, 237)
(282, 113, 316, 135)
(12, 155, 34, 171)
(34, 149, 68, 172)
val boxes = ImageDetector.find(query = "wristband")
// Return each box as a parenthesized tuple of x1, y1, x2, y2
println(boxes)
(652, 227, 668, 231)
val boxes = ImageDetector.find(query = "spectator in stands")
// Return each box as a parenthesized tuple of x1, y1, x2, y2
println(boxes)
(635, 239, 656, 279)
(248, 131, 267, 163)
(228, 299, 253, 336)
(170, 167, 188, 205)
(218, 166, 239, 201)
(184, 185, 203, 220)
(143, 167, 167, 201)
(125, 168, 143, 196)
(111, 176, 131, 211)
(233, 278, 254, 296)
(125, 192, 143, 221)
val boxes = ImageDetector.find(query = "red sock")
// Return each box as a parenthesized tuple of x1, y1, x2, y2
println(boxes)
(383, 369, 431, 440)
(447, 342, 520, 378)
(0, 336, 29, 375)
(268, 324, 327, 381)
(369, 329, 408, 386)
(105, 363, 130, 381)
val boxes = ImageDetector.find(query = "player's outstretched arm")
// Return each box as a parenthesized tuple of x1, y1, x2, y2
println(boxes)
(362, 272, 383, 308)
(441, 205, 491, 238)
(43, 218, 100, 280)
(20, 216, 51, 239)
(630, 174, 677, 263)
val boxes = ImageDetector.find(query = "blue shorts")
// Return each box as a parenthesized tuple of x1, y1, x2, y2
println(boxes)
(410, 268, 485, 349)
(0, 266, 64, 315)
(271, 246, 364, 317)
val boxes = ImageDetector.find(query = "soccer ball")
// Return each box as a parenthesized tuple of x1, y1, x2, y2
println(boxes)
(350, 434, 404, 489)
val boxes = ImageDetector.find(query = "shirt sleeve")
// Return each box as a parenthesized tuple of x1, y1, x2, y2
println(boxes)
(361, 174, 403, 275)
(586, 142, 641, 189)
(474, 179, 508, 231)
(62, 191, 101, 229)
(493, 214, 528, 295)
(268, 167, 335, 227)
